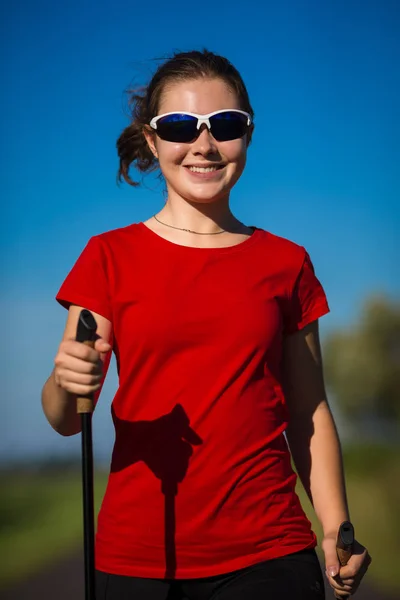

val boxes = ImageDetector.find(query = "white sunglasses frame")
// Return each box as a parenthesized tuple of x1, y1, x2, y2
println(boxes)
(149, 109, 252, 135)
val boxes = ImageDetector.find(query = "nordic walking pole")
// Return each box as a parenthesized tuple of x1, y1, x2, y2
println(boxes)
(76, 309, 98, 600)
(335, 521, 354, 599)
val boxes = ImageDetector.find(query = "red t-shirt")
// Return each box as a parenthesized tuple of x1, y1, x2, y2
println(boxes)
(56, 222, 330, 579)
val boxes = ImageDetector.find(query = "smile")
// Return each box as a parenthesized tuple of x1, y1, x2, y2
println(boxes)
(186, 165, 225, 173)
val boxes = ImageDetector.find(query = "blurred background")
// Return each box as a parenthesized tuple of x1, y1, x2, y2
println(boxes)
(1, 0, 399, 598)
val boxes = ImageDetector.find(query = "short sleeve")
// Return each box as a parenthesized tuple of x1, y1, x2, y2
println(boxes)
(56, 236, 112, 321)
(282, 250, 330, 334)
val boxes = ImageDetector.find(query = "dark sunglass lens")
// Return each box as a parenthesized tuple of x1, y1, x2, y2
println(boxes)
(156, 114, 197, 142)
(210, 112, 248, 141)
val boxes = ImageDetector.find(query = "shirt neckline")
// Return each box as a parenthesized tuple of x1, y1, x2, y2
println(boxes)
(137, 222, 262, 253)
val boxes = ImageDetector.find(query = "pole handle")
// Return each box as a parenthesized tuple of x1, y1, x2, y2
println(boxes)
(75, 309, 98, 414)
(334, 521, 354, 599)
(336, 520, 354, 565)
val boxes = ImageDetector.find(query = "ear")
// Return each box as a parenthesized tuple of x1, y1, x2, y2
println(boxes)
(246, 124, 254, 147)
(143, 125, 159, 159)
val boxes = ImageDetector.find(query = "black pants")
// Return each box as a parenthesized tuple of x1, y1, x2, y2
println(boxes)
(95, 549, 325, 599)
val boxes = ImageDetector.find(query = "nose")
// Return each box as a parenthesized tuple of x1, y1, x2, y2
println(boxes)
(191, 124, 217, 155)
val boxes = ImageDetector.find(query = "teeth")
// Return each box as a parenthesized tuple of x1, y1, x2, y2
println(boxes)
(188, 166, 219, 173)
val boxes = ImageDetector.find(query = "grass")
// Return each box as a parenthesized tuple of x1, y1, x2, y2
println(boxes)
(0, 468, 108, 587)
(1, 444, 399, 592)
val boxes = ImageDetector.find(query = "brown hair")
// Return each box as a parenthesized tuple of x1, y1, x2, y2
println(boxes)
(116, 49, 254, 186)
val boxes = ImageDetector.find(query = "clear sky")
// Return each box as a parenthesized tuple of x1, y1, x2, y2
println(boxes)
(1, 0, 399, 464)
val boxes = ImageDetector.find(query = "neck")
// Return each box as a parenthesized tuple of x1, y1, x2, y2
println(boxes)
(158, 193, 243, 234)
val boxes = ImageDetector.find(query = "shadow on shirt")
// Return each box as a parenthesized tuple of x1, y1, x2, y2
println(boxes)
(110, 403, 203, 578)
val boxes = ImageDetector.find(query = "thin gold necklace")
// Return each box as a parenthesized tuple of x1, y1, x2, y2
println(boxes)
(153, 214, 246, 235)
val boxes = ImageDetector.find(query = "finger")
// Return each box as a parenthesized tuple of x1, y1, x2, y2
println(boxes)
(57, 374, 102, 396)
(94, 338, 112, 353)
(331, 584, 353, 598)
(339, 554, 370, 581)
(326, 564, 340, 578)
(334, 592, 352, 599)
(326, 574, 352, 593)
(55, 354, 103, 374)
(59, 367, 103, 383)
(322, 536, 340, 579)
(60, 340, 101, 362)
(61, 381, 102, 396)
(336, 572, 364, 595)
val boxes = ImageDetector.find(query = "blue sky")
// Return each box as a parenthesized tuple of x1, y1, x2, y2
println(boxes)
(1, 0, 399, 463)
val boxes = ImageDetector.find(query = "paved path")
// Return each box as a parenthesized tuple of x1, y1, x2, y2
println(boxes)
(0, 550, 396, 600)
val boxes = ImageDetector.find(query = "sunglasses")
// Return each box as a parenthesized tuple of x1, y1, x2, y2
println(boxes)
(149, 109, 252, 143)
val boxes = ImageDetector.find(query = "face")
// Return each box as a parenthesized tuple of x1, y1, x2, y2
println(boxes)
(144, 78, 252, 205)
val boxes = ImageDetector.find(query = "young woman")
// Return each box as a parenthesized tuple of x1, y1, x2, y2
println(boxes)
(42, 50, 371, 599)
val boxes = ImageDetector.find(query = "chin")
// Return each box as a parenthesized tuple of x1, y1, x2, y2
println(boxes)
(182, 188, 231, 204)
(179, 179, 234, 203)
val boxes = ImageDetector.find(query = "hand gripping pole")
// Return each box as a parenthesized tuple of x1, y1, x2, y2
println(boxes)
(335, 521, 355, 599)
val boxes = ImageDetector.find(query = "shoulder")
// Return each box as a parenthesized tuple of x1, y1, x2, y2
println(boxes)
(86, 223, 144, 257)
(254, 227, 308, 270)
(93, 222, 142, 246)
(77, 224, 144, 273)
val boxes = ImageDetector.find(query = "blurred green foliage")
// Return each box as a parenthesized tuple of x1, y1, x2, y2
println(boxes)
(0, 465, 108, 587)
(324, 295, 400, 423)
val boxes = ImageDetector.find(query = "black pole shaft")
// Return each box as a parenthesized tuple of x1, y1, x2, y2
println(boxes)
(76, 309, 98, 600)
(81, 412, 95, 600)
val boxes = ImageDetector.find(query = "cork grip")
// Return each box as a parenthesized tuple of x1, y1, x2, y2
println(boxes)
(75, 310, 98, 415)
(337, 545, 353, 567)
(336, 521, 354, 564)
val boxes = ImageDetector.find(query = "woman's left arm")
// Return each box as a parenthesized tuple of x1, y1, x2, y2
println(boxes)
(283, 320, 371, 596)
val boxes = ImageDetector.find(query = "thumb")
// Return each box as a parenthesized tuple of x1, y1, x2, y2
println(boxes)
(94, 338, 112, 353)
(322, 536, 340, 578)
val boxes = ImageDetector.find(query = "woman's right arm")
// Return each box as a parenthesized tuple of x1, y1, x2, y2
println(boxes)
(41, 305, 112, 437)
